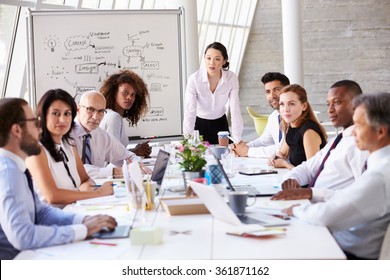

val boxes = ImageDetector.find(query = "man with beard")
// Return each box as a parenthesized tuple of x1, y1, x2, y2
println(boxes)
(0, 98, 117, 260)
(232, 72, 290, 158)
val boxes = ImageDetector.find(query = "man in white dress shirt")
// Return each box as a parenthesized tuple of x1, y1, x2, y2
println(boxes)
(232, 72, 290, 158)
(272, 80, 368, 201)
(71, 91, 140, 179)
(281, 92, 390, 259)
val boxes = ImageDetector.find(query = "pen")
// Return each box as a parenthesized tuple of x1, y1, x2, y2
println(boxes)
(227, 135, 237, 143)
(95, 183, 117, 187)
(262, 227, 286, 231)
(272, 214, 290, 220)
(89, 241, 117, 246)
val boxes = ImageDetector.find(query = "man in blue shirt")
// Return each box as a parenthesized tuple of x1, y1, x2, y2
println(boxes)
(0, 98, 117, 259)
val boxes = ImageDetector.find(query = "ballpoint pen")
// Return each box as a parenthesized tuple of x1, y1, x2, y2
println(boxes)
(227, 135, 237, 143)
(95, 183, 117, 187)
(271, 214, 291, 220)
(89, 241, 117, 246)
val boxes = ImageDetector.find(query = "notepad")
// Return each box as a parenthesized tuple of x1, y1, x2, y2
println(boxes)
(160, 197, 209, 215)
(76, 195, 128, 206)
(225, 224, 286, 238)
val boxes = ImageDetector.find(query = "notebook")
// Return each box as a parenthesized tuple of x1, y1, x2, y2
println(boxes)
(190, 181, 290, 227)
(151, 149, 170, 186)
(212, 153, 280, 197)
(91, 225, 132, 239)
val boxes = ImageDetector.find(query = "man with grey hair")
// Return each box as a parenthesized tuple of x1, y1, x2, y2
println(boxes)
(281, 92, 390, 259)
(71, 90, 140, 178)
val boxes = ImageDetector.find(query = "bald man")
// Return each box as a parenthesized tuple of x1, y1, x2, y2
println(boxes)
(71, 91, 140, 179)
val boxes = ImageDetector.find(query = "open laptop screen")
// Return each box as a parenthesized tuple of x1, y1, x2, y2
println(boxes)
(211, 151, 234, 189)
(211, 151, 279, 197)
(151, 149, 170, 185)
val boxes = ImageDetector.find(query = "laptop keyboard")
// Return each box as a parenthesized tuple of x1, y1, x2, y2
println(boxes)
(233, 185, 261, 196)
(237, 214, 266, 225)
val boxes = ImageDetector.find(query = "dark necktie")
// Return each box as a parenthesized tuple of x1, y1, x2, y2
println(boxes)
(82, 133, 92, 164)
(309, 133, 343, 188)
(25, 169, 37, 224)
(59, 147, 78, 189)
(362, 161, 368, 172)
(278, 114, 282, 142)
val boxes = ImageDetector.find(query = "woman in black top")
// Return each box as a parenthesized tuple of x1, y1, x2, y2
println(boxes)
(269, 84, 327, 169)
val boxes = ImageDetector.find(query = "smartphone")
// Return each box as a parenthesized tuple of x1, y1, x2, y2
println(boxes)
(238, 169, 278, 176)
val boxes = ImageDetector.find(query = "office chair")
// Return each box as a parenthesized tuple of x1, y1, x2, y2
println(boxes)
(246, 106, 268, 136)
(379, 223, 390, 260)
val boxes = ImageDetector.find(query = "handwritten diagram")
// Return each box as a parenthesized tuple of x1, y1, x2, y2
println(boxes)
(30, 10, 183, 138)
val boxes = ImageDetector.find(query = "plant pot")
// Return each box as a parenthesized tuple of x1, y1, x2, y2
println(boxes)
(182, 170, 206, 190)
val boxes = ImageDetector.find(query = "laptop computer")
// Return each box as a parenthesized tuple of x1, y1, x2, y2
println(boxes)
(212, 153, 280, 197)
(190, 181, 289, 227)
(91, 225, 132, 239)
(151, 149, 170, 186)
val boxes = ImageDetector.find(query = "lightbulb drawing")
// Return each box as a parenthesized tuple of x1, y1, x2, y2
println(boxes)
(47, 39, 57, 52)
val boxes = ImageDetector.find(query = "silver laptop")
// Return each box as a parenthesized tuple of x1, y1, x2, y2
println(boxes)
(212, 153, 280, 197)
(151, 149, 170, 186)
(190, 181, 289, 227)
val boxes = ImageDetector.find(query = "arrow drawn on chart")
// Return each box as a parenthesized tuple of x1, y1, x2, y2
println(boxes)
(64, 78, 77, 89)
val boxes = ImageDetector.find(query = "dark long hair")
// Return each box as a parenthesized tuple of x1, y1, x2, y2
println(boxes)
(280, 84, 327, 141)
(100, 70, 149, 126)
(36, 89, 77, 162)
(204, 42, 230, 71)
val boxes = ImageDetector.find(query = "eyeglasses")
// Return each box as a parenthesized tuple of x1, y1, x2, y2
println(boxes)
(80, 105, 106, 116)
(19, 116, 41, 128)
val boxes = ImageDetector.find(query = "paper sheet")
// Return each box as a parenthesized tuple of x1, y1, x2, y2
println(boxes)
(160, 197, 203, 206)
(252, 199, 310, 210)
(76, 195, 129, 206)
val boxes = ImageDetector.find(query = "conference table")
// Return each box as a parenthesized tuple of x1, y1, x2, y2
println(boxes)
(15, 156, 346, 260)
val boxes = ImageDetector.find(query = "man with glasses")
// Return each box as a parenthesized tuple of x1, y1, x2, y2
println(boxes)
(232, 72, 290, 158)
(71, 90, 140, 179)
(0, 98, 117, 259)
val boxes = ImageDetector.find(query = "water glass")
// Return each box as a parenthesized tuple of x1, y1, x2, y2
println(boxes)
(221, 151, 235, 177)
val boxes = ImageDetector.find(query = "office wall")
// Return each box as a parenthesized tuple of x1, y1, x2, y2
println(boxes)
(239, 0, 390, 124)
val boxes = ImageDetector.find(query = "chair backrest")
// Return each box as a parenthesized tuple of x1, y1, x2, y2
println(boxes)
(379, 223, 390, 259)
(246, 106, 268, 136)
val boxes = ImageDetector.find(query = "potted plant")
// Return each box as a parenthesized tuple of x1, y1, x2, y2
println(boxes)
(176, 132, 209, 188)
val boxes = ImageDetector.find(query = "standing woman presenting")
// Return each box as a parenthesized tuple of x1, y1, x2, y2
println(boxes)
(183, 42, 243, 144)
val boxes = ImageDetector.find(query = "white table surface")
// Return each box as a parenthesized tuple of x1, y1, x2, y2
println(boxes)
(15, 156, 345, 260)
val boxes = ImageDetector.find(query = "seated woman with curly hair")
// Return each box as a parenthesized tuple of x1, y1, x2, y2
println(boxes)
(99, 70, 151, 157)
